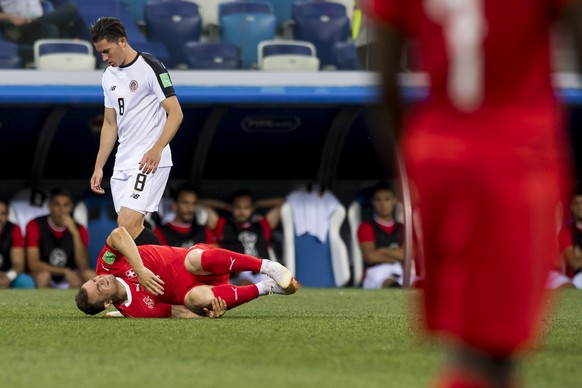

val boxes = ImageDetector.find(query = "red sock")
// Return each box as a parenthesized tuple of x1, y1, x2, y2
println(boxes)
(212, 284, 259, 309)
(200, 248, 262, 275)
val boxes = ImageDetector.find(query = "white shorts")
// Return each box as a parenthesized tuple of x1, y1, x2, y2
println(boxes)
(110, 167, 170, 214)
(545, 270, 572, 289)
(363, 262, 403, 289)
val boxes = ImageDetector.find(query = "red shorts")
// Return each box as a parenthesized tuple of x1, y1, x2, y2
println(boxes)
(403, 128, 568, 356)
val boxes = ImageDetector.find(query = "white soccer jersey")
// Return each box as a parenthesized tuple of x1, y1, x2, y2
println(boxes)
(101, 53, 176, 171)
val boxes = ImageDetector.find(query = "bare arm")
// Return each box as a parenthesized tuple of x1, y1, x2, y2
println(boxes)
(27, 246, 70, 275)
(91, 107, 118, 194)
(198, 198, 231, 230)
(0, 12, 30, 26)
(257, 198, 285, 229)
(9, 246, 25, 274)
(359, 241, 403, 265)
(139, 96, 183, 174)
(62, 216, 89, 272)
(106, 227, 165, 295)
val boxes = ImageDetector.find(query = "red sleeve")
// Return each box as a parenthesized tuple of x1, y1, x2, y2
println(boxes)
(259, 218, 272, 241)
(11, 224, 24, 248)
(357, 221, 375, 243)
(25, 220, 40, 248)
(78, 225, 89, 247)
(204, 227, 217, 244)
(153, 227, 168, 245)
(558, 224, 573, 252)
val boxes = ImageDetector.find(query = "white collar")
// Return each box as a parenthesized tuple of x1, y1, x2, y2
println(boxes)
(116, 277, 132, 307)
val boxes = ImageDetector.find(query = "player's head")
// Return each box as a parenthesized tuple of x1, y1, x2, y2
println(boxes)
(371, 181, 397, 220)
(90, 17, 132, 67)
(571, 184, 582, 221)
(231, 189, 255, 223)
(172, 184, 198, 224)
(76, 275, 121, 315)
(0, 196, 8, 229)
(48, 188, 74, 225)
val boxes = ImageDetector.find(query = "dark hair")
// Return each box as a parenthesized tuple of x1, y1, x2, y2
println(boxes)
(372, 181, 395, 197)
(49, 187, 73, 202)
(172, 183, 198, 202)
(0, 195, 8, 208)
(75, 287, 106, 316)
(90, 17, 127, 43)
(230, 189, 254, 204)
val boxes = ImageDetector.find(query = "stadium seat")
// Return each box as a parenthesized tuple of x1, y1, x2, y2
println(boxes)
(33, 39, 96, 70)
(82, 195, 118, 269)
(183, 41, 242, 70)
(333, 41, 361, 70)
(219, 1, 276, 69)
(144, 1, 202, 69)
(0, 40, 22, 69)
(262, 0, 298, 30)
(121, 0, 149, 25)
(292, 1, 350, 69)
(186, 0, 231, 33)
(258, 40, 319, 71)
(281, 189, 350, 287)
(131, 41, 171, 68)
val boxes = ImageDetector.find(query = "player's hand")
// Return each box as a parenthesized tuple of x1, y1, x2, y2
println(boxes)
(137, 268, 165, 295)
(90, 168, 105, 194)
(203, 297, 227, 319)
(138, 146, 163, 175)
(7, 14, 30, 26)
(0, 273, 10, 289)
(61, 214, 78, 233)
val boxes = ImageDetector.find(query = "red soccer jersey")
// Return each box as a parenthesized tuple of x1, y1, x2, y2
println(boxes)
(96, 243, 228, 317)
(25, 218, 89, 248)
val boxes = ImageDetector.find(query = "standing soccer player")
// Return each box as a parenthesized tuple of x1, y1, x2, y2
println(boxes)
(89, 17, 183, 245)
(367, 1, 582, 387)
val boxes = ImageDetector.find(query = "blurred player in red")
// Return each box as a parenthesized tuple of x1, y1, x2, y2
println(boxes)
(366, 0, 582, 386)
(75, 227, 299, 318)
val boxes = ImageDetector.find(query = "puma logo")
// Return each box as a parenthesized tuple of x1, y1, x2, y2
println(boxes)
(229, 257, 236, 271)
(231, 287, 238, 301)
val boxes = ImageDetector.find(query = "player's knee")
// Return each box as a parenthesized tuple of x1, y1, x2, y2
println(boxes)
(184, 286, 214, 312)
(184, 249, 204, 274)
(34, 271, 51, 288)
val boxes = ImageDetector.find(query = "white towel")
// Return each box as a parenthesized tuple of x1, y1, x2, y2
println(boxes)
(286, 189, 340, 243)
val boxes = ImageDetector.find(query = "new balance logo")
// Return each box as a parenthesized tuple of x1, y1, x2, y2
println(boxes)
(229, 257, 236, 271)
(110, 85, 116, 91)
(231, 287, 238, 301)
(130, 193, 140, 199)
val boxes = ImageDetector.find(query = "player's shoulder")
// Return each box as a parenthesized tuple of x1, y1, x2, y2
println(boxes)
(139, 52, 169, 74)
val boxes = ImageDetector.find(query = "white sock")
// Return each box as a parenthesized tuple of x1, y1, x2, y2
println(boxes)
(256, 281, 267, 296)
(259, 259, 269, 274)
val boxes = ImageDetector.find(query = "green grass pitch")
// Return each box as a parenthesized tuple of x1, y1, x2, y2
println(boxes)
(0, 289, 581, 388)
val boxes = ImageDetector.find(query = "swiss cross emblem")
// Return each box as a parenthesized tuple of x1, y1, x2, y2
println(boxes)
(143, 296, 155, 309)
(126, 269, 137, 279)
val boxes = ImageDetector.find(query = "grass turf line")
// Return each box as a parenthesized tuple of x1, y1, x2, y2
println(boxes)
(0, 289, 580, 387)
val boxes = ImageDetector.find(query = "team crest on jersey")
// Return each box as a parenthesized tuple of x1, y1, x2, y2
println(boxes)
(126, 269, 137, 279)
(103, 250, 116, 265)
(129, 80, 139, 92)
(49, 248, 67, 267)
(143, 296, 155, 309)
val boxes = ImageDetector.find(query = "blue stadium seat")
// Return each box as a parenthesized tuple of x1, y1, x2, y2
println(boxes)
(122, 0, 149, 25)
(82, 195, 118, 269)
(183, 42, 242, 70)
(262, 0, 298, 30)
(333, 41, 361, 70)
(219, 1, 276, 68)
(0, 40, 22, 69)
(34, 39, 96, 70)
(292, 1, 350, 68)
(131, 41, 171, 68)
(144, 1, 202, 68)
(73, 0, 147, 44)
(281, 190, 351, 287)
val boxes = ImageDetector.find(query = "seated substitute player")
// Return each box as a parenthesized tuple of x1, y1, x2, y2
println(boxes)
(89, 16, 183, 246)
(357, 181, 404, 288)
(202, 190, 284, 286)
(26, 188, 95, 288)
(556, 189, 582, 288)
(75, 227, 299, 318)
(0, 196, 35, 288)
(153, 184, 217, 248)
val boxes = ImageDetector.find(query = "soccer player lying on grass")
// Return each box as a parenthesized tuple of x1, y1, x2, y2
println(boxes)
(75, 227, 300, 318)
